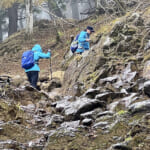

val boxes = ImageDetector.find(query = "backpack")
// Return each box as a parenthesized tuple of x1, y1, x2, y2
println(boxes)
(70, 33, 80, 53)
(21, 50, 34, 69)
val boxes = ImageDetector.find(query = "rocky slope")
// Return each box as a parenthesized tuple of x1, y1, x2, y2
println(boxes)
(0, 2, 150, 150)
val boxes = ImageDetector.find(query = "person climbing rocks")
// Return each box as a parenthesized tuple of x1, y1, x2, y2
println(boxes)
(24, 44, 51, 90)
(75, 26, 94, 54)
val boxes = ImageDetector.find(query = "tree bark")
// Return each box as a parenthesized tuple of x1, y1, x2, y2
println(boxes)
(25, 0, 33, 38)
(8, 3, 18, 36)
(71, 0, 79, 20)
(0, 24, 2, 42)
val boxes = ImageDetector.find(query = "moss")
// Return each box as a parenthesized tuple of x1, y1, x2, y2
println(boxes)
(111, 17, 123, 25)
(125, 136, 132, 142)
(117, 110, 127, 116)
(84, 70, 100, 88)
(90, 18, 98, 24)
(58, 31, 64, 37)
(97, 24, 112, 34)
(126, 56, 137, 62)
(75, 27, 80, 32)
(144, 53, 150, 62)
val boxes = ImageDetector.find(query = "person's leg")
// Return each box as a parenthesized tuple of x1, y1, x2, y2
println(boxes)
(30, 71, 39, 89)
(26, 72, 32, 85)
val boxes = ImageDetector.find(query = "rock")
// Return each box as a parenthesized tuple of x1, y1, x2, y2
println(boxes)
(59, 121, 80, 134)
(11, 75, 25, 87)
(126, 1, 137, 7)
(116, 40, 128, 52)
(122, 25, 137, 35)
(46, 114, 64, 128)
(39, 73, 49, 82)
(143, 61, 150, 79)
(97, 111, 114, 118)
(128, 100, 150, 114)
(56, 97, 105, 120)
(6, 87, 49, 105)
(93, 121, 108, 129)
(82, 118, 93, 126)
(80, 108, 102, 120)
(110, 22, 124, 37)
(48, 78, 62, 92)
(143, 80, 150, 96)
(72, 82, 85, 97)
(144, 40, 150, 51)
(103, 36, 115, 49)
(111, 142, 132, 150)
(121, 62, 137, 82)
(128, 13, 144, 26)
(94, 56, 107, 69)
(96, 92, 124, 104)
(84, 88, 100, 99)
(99, 75, 118, 85)
(108, 93, 138, 112)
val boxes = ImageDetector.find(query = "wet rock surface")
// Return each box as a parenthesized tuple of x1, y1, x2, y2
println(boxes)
(1, 5, 150, 150)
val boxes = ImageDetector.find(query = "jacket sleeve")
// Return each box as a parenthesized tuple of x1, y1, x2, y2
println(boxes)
(38, 52, 51, 59)
(78, 32, 87, 42)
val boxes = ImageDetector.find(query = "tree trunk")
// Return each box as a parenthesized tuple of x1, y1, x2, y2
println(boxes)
(0, 24, 2, 42)
(8, 3, 18, 36)
(19, 8, 25, 29)
(25, 0, 33, 38)
(71, 0, 79, 20)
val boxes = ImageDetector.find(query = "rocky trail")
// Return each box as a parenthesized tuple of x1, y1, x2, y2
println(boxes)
(0, 2, 150, 150)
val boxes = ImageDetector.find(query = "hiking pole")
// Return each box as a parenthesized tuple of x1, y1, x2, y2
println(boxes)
(48, 49, 52, 80)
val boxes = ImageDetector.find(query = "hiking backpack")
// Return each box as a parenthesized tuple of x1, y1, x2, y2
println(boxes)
(21, 50, 34, 69)
(70, 33, 80, 53)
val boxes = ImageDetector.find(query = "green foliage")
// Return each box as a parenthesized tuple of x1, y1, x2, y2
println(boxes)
(58, 31, 64, 37)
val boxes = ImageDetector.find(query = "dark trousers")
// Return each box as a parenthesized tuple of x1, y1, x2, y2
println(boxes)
(26, 71, 39, 89)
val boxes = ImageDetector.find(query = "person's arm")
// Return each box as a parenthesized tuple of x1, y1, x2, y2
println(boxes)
(38, 52, 51, 59)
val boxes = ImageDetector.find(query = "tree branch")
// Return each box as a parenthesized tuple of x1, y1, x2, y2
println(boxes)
(38, 5, 78, 27)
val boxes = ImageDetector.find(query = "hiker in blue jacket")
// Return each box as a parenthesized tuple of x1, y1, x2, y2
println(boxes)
(76, 26, 94, 54)
(25, 44, 51, 90)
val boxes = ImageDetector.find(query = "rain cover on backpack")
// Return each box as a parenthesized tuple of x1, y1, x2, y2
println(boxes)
(21, 50, 34, 69)
(70, 33, 80, 53)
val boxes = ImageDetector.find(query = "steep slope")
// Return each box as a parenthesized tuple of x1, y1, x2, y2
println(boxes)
(0, 2, 150, 150)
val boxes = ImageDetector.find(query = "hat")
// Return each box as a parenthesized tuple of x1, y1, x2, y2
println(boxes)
(86, 26, 95, 32)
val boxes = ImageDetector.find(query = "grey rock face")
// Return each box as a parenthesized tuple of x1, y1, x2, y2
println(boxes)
(128, 100, 150, 114)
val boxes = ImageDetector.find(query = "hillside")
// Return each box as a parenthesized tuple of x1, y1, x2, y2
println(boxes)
(0, 1, 150, 150)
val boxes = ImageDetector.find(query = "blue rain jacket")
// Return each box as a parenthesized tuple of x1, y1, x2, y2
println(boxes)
(76, 31, 90, 53)
(25, 44, 51, 72)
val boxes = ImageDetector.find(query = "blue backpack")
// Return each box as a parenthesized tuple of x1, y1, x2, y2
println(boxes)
(21, 50, 34, 69)
(70, 33, 80, 53)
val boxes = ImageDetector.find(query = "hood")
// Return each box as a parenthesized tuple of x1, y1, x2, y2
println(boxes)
(32, 44, 42, 52)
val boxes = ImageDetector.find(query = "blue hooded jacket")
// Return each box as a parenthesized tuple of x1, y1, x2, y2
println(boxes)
(25, 44, 51, 72)
(76, 31, 90, 53)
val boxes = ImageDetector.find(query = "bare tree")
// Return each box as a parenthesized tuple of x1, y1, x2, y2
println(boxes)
(0, 8, 6, 42)
(8, 2, 18, 36)
(25, 0, 33, 38)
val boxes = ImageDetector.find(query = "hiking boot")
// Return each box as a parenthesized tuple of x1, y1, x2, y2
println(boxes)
(25, 85, 37, 91)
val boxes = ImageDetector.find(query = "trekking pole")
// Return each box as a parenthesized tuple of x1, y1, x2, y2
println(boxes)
(48, 49, 52, 80)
